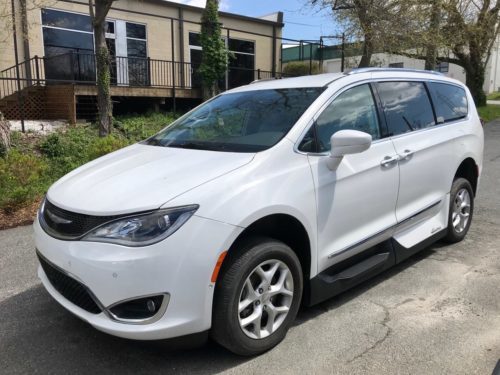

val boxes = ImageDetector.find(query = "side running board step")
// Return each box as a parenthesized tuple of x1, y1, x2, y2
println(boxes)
(321, 252, 390, 284)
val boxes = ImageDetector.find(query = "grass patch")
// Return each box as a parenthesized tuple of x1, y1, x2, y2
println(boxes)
(0, 112, 177, 222)
(477, 105, 500, 123)
(487, 92, 500, 100)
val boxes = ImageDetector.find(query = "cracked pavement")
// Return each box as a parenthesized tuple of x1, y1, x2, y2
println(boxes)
(1, 121, 499, 374)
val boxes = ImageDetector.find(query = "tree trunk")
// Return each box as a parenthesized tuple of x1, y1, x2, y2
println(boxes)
(358, 36, 373, 68)
(462, 40, 487, 107)
(424, 0, 440, 71)
(465, 64, 487, 107)
(0, 113, 10, 156)
(92, 5, 113, 137)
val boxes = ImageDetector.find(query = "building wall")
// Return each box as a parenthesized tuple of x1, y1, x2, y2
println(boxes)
(1, 0, 282, 75)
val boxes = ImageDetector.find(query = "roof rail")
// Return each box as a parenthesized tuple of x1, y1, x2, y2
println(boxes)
(250, 77, 283, 84)
(346, 67, 444, 76)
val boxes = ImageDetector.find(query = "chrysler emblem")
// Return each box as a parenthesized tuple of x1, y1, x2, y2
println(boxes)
(46, 209, 72, 225)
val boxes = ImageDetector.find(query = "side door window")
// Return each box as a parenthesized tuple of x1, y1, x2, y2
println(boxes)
(303, 84, 381, 153)
(376, 81, 435, 136)
(427, 82, 468, 124)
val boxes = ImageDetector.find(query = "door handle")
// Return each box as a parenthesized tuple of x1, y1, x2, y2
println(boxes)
(380, 155, 398, 167)
(399, 149, 414, 161)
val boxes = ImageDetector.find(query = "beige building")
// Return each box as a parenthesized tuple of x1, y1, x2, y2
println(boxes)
(0, 0, 284, 121)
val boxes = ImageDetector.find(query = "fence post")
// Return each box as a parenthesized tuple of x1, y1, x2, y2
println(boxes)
(147, 57, 151, 86)
(34, 55, 40, 85)
(171, 19, 176, 113)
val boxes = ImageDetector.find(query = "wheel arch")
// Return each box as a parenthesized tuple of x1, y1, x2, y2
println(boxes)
(225, 214, 312, 284)
(454, 157, 479, 196)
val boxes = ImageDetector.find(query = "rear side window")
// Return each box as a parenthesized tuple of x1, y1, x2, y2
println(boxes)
(427, 82, 468, 123)
(377, 81, 435, 136)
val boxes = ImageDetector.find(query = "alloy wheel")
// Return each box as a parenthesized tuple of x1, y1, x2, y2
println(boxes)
(238, 259, 294, 339)
(452, 188, 471, 233)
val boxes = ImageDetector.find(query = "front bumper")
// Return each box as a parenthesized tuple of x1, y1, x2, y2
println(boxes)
(34, 214, 242, 340)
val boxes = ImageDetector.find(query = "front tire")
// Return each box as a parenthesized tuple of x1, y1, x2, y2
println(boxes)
(443, 177, 474, 243)
(211, 237, 303, 356)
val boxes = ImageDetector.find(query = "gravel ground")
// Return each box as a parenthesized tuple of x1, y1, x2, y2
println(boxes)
(0, 121, 499, 374)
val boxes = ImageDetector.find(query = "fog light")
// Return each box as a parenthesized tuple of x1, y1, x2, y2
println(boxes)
(108, 294, 168, 323)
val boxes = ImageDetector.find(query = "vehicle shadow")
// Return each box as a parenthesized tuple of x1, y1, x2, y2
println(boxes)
(294, 243, 444, 325)
(0, 243, 444, 374)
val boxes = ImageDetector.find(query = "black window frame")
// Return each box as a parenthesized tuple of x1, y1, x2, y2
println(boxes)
(298, 82, 387, 153)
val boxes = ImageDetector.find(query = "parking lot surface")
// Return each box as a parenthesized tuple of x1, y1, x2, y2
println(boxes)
(1, 121, 499, 374)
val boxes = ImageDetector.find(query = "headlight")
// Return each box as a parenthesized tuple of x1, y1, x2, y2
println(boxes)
(82, 205, 198, 246)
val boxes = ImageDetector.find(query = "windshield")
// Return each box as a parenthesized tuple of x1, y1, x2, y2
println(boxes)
(145, 88, 324, 152)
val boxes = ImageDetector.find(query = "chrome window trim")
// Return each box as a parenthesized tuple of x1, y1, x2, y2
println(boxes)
(294, 77, 471, 156)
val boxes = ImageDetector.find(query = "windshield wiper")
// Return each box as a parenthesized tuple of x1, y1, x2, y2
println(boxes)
(167, 141, 225, 151)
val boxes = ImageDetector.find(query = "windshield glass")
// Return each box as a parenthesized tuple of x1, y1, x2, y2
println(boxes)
(144, 88, 324, 152)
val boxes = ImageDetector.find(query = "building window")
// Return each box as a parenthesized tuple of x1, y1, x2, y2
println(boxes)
(388, 62, 404, 68)
(228, 37, 255, 89)
(126, 22, 148, 85)
(188, 32, 255, 89)
(41, 9, 95, 81)
(435, 62, 449, 73)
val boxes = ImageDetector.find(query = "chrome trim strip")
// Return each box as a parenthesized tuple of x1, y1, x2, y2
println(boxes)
(395, 200, 442, 233)
(327, 226, 395, 260)
(326, 199, 443, 261)
(106, 293, 170, 325)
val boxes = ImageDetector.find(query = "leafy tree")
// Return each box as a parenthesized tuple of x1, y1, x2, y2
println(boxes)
(199, 0, 229, 100)
(313, 0, 500, 106)
(312, 0, 405, 68)
(88, 0, 115, 136)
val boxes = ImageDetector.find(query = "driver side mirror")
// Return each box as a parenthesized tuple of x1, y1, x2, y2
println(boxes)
(327, 130, 372, 170)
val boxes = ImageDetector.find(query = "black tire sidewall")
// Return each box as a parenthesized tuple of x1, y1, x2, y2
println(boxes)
(212, 237, 303, 356)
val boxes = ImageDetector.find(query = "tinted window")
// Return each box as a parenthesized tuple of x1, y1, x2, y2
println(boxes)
(43, 28, 94, 50)
(42, 9, 92, 32)
(427, 82, 468, 123)
(377, 81, 435, 135)
(314, 84, 380, 153)
(127, 39, 147, 57)
(229, 38, 255, 54)
(189, 32, 201, 46)
(145, 88, 324, 152)
(126, 23, 146, 39)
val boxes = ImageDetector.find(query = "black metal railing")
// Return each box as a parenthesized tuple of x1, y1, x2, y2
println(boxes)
(0, 52, 295, 100)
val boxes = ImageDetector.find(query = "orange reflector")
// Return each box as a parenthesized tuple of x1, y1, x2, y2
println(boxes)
(211, 251, 228, 283)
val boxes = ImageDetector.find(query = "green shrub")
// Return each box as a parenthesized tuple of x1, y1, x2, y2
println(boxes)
(1, 112, 179, 213)
(0, 150, 48, 212)
(117, 112, 177, 142)
(283, 61, 322, 76)
(87, 135, 130, 160)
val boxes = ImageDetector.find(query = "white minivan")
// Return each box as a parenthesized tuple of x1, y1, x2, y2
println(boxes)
(35, 68, 484, 355)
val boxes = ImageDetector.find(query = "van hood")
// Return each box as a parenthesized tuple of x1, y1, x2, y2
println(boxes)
(47, 144, 254, 215)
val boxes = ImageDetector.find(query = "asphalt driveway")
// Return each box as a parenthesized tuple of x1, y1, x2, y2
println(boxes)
(1, 122, 499, 374)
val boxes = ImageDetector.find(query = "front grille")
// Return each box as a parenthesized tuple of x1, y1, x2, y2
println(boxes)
(37, 252, 102, 314)
(40, 199, 121, 239)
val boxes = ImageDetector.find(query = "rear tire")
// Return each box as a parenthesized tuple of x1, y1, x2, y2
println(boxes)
(211, 236, 303, 356)
(443, 177, 474, 243)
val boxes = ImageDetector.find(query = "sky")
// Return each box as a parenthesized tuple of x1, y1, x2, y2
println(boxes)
(168, 0, 339, 43)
